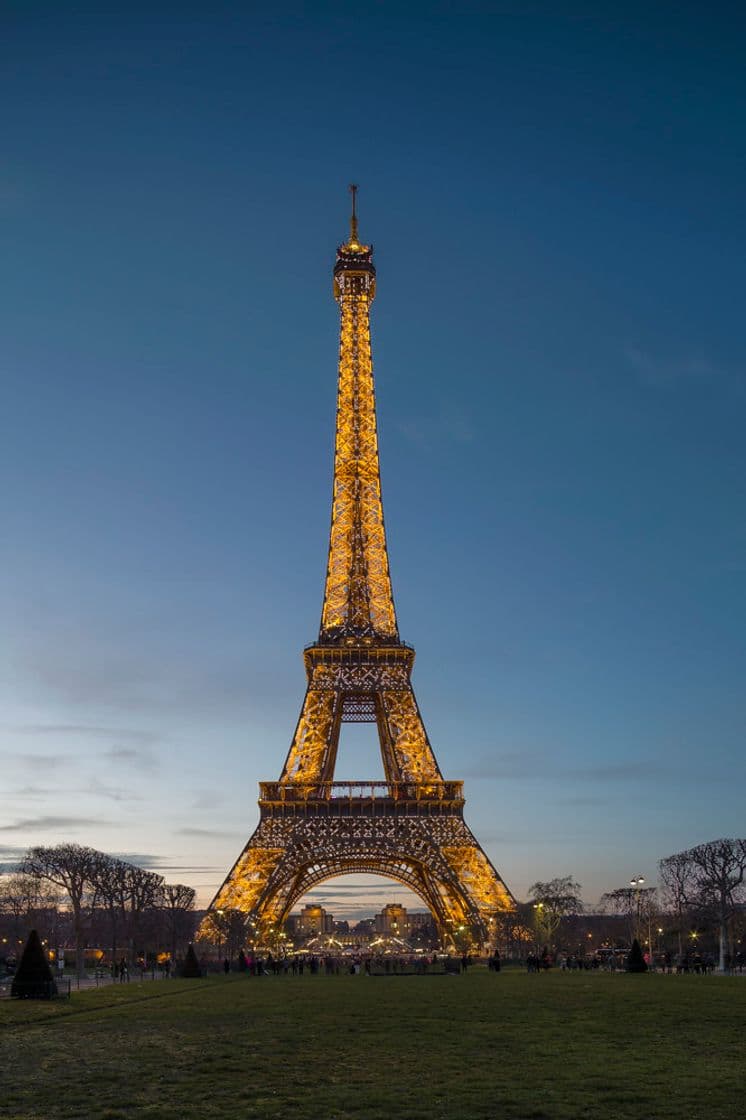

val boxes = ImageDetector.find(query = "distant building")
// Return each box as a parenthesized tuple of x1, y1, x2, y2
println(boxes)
(408, 911, 439, 946)
(294, 904, 334, 938)
(374, 903, 410, 936)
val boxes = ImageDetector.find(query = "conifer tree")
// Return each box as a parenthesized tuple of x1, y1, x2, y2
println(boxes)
(180, 943, 202, 978)
(11, 929, 58, 999)
(626, 937, 648, 973)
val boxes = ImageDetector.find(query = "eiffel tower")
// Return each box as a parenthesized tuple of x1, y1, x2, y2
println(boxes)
(204, 188, 514, 949)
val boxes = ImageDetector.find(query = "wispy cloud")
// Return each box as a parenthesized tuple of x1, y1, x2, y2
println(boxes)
(583, 762, 667, 781)
(153, 865, 223, 875)
(625, 347, 742, 393)
(111, 851, 168, 868)
(5, 724, 160, 744)
(0, 815, 113, 833)
(14, 641, 258, 718)
(302, 887, 427, 920)
(5, 752, 75, 771)
(103, 747, 157, 772)
(111, 852, 223, 876)
(305, 883, 414, 897)
(2, 726, 162, 778)
(16, 646, 157, 709)
(191, 791, 226, 810)
(87, 779, 144, 802)
(0, 845, 28, 872)
(0, 779, 141, 803)
(463, 752, 672, 783)
(0, 784, 57, 799)
(177, 827, 238, 839)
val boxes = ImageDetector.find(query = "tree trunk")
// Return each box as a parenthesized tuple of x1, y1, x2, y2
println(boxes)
(74, 908, 85, 978)
(719, 889, 727, 972)
(676, 906, 683, 958)
(129, 912, 139, 968)
(110, 910, 118, 970)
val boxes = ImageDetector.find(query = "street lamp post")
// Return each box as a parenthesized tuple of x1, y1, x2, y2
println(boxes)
(630, 878, 653, 969)
(533, 902, 544, 950)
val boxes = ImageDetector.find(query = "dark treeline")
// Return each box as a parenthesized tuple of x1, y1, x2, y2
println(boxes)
(494, 840, 746, 970)
(0, 844, 197, 976)
(3, 838, 744, 974)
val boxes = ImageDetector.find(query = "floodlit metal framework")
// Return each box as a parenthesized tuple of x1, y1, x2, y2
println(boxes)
(203, 188, 514, 948)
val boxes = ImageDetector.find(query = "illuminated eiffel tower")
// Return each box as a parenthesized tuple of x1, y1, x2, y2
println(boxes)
(204, 188, 514, 948)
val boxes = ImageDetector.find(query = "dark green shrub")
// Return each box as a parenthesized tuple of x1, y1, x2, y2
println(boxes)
(180, 943, 202, 978)
(11, 929, 58, 999)
(626, 938, 648, 973)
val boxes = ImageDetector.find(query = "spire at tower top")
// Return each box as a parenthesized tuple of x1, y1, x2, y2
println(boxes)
(334, 183, 374, 297)
(349, 183, 359, 246)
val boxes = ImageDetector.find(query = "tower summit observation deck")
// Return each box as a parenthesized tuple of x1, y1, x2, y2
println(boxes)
(203, 188, 514, 949)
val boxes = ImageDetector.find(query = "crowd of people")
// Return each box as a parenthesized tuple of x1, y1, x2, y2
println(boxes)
(528, 949, 746, 973)
(208, 951, 471, 976)
(197, 945, 746, 976)
(107, 945, 746, 978)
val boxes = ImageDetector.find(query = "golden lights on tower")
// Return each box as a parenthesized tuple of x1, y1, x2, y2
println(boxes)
(202, 189, 514, 950)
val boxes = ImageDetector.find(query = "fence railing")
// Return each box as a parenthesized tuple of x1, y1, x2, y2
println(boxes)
(259, 781, 464, 803)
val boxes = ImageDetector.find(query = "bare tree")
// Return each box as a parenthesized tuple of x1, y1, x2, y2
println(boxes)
(161, 883, 196, 964)
(121, 864, 164, 966)
(658, 851, 699, 956)
(528, 877, 583, 948)
(89, 853, 131, 967)
(0, 874, 52, 947)
(0, 879, 23, 948)
(21, 845, 100, 976)
(686, 839, 746, 971)
(600, 885, 657, 947)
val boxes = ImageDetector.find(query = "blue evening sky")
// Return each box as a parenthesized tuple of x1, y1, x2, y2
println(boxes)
(1, 2, 744, 917)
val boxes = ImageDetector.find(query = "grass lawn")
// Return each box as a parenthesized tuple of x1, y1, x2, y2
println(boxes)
(2, 970, 743, 1119)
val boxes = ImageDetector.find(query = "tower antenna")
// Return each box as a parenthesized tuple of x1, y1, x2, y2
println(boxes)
(349, 183, 359, 243)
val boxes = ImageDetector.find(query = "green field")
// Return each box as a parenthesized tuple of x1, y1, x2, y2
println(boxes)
(2, 970, 743, 1119)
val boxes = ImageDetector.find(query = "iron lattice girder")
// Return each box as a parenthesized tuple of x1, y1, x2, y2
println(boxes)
(281, 639, 443, 785)
(321, 283, 398, 642)
(279, 675, 443, 785)
(303, 643, 415, 686)
(210, 807, 513, 945)
(258, 781, 465, 809)
(341, 694, 377, 722)
(202, 205, 515, 947)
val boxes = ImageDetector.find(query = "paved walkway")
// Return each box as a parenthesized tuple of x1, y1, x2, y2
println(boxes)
(0, 970, 171, 999)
